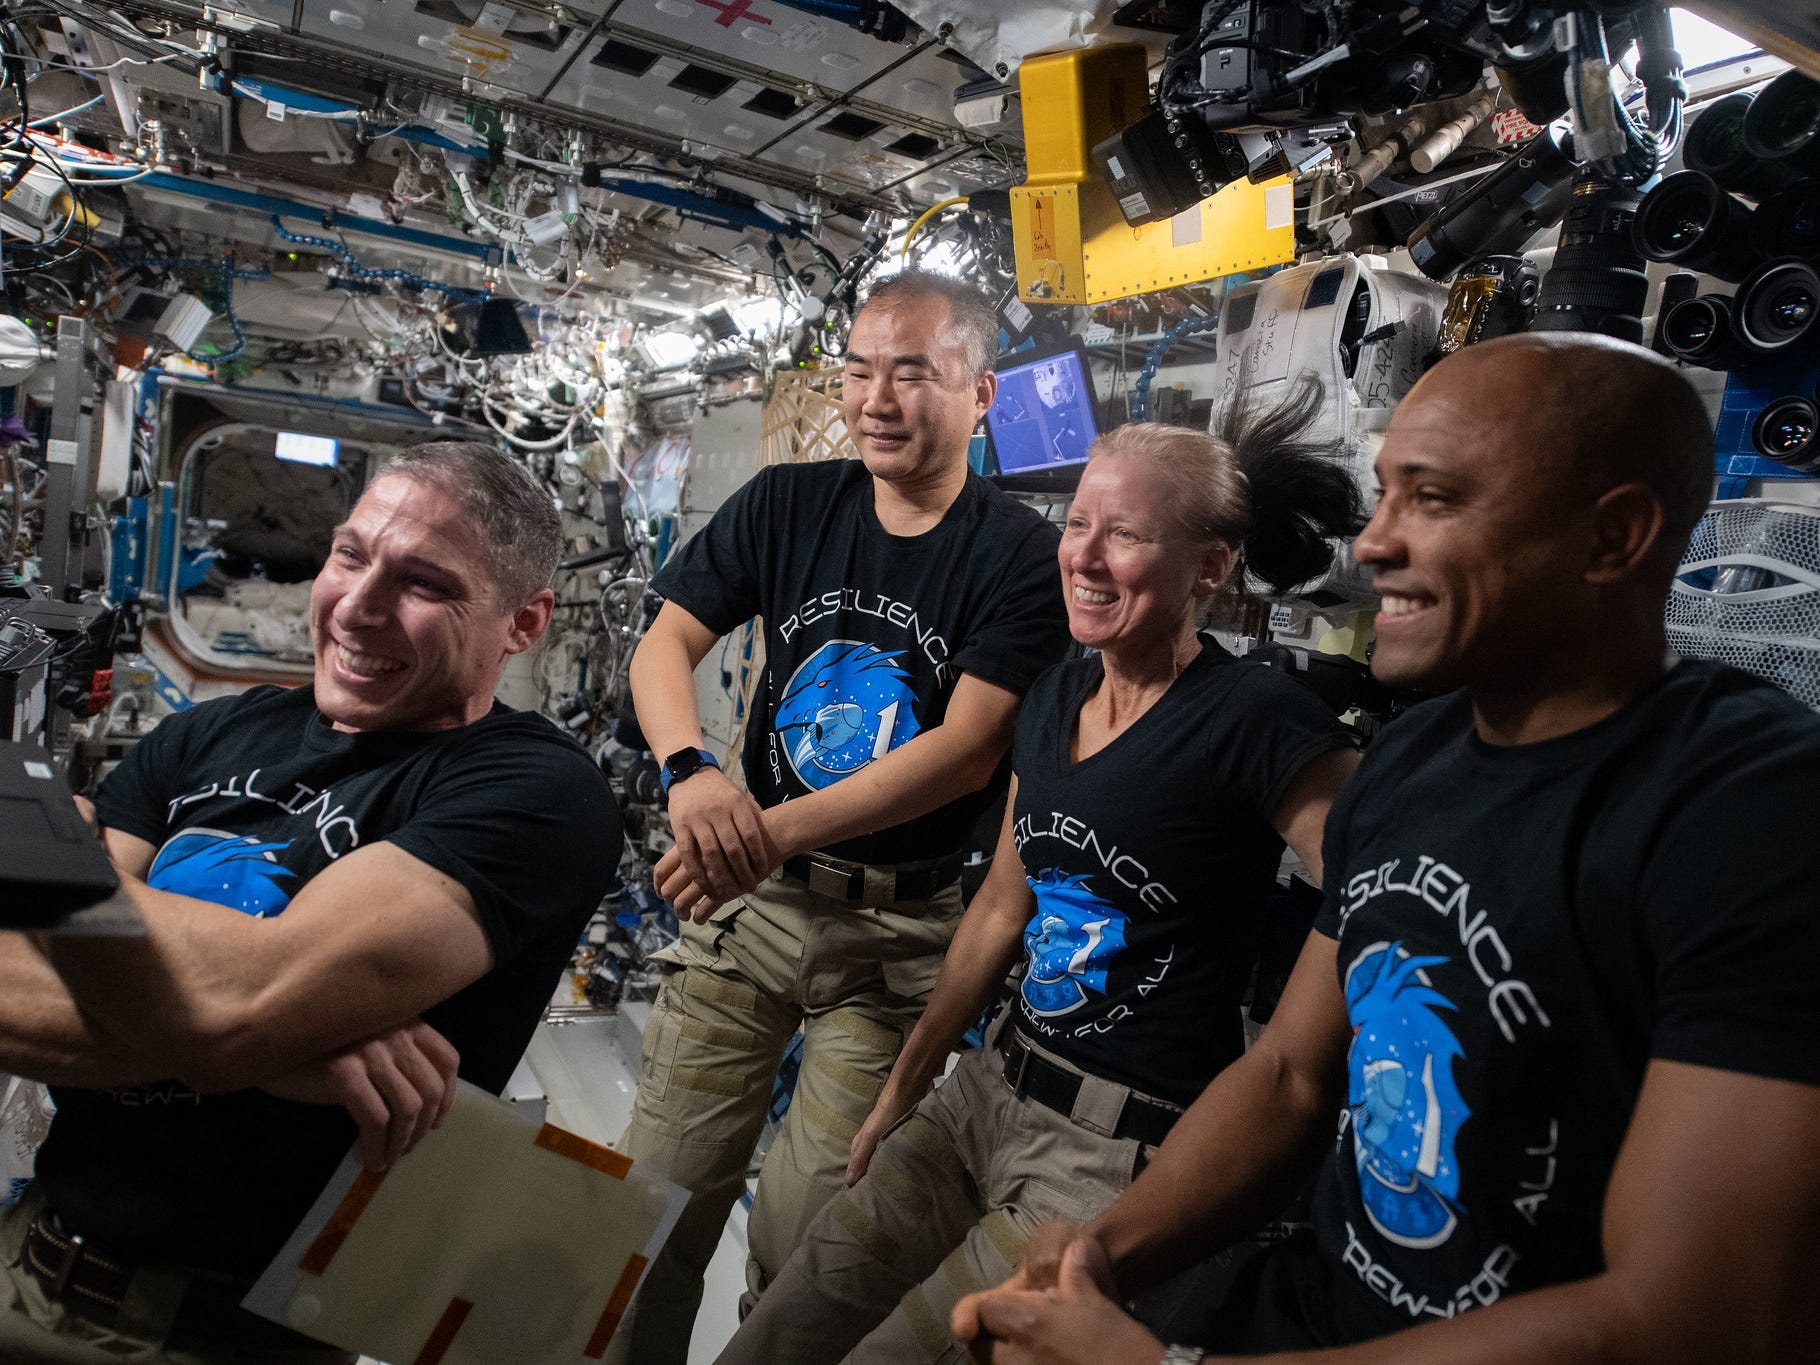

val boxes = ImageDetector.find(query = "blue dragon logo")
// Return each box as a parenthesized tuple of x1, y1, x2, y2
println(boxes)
(775, 640, 921, 791)
(1020, 870, 1130, 1017)
(1344, 941, 1471, 1249)
(148, 828, 296, 918)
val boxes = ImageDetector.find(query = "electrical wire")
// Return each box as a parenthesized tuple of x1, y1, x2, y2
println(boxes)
(27, 93, 102, 127)
(1300, 158, 1502, 229)
(267, 216, 487, 299)
(901, 197, 969, 257)
(479, 387, 582, 451)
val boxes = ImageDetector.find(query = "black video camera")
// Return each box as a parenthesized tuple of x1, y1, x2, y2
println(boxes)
(1091, 0, 1674, 228)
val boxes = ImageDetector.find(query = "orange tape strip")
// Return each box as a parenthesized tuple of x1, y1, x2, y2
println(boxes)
(533, 1124, 633, 1180)
(412, 1297, 474, 1365)
(297, 1166, 389, 1276)
(583, 1254, 648, 1359)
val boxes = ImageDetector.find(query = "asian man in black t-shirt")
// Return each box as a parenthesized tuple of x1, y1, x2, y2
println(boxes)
(611, 272, 1070, 1364)
(955, 336, 1820, 1365)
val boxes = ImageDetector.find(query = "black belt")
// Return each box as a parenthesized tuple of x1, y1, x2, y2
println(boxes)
(781, 851, 962, 904)
(998, 1029, 1182, 1147)
(24, 1212, 343, 1355)
(24, 1214, 131, 1319)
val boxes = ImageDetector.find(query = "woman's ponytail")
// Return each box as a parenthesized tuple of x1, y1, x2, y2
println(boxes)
(1213, 374, 1367, 596)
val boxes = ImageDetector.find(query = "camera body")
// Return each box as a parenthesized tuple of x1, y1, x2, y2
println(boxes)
(1092, 0, 1592, 227)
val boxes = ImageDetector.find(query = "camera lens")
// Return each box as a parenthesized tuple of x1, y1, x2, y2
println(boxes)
(1734, 259, 1820, 353)
(1530, 172, 1649, 344)
(1406, 130, 1576, 281)
(1751, 185, 1820, 261)
(1633, 171, 1757, 282)
(1752, 396, 1820, 471)
(1661, 295, 1747, 369)
(1685, 92, 1804, 201)
(1741, 70, 1820, 172)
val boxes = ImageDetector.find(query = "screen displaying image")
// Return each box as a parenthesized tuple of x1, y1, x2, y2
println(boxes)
(986, 347, 1100, 474)
(273, 432, 339, 467)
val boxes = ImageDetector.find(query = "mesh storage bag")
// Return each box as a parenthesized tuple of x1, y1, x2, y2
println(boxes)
(1666, 499, 1820, 711)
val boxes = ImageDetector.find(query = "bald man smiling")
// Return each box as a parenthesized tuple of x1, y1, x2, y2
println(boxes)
(955, 335, 1820, 1365)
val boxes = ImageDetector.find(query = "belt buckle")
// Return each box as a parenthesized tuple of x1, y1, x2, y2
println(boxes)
(1005, 1037, 1034, 1096)
(806, 855, 863, 903)
(48, 1227, 85, 1299)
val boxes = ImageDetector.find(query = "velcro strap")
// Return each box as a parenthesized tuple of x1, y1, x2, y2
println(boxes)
(810, 1049, 886, 1101)
(797, 1094, 861, 1143)
(868, 1148, 932, 1217)
(832, 1195, 898, 1263)
(897, 1281, 953, 1355)
(976, 1208, 1027, 1276)
(672, 1064, 746, 1097)
(681, 969, 758, 1010)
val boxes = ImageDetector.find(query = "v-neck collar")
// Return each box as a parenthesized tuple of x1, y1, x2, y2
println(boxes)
(1061, 637, 1226, 771)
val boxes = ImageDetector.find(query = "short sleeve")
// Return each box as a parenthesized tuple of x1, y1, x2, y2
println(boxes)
(1311, 770, 1359, 941)
(949, 518, 1070, 695)
(651, 465, 772, 635)
(93, 693, 246, 847)
(1638, 737, 1820, 1088)
(1010, 662, 1068, 773)
(1219, 664, 1355, 819)
(385, 724, 622, 964)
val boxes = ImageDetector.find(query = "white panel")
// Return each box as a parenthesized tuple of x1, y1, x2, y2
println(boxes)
(597, 0, 905, 95)
(290, 0, 591, 99)
(678, 398, 765, 758)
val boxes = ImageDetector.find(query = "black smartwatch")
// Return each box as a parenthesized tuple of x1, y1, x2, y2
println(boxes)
(660, 746, 720, 795)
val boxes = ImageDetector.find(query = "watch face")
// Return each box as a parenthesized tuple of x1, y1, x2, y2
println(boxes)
(663, 748, 714, 793)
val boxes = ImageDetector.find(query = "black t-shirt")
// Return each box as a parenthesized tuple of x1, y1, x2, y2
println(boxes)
(45, 684, 620, 1275)
(653, 460, 1069, 864)
(1280, 661, 1820, 1343)
(1009, 642, 1351, 1106)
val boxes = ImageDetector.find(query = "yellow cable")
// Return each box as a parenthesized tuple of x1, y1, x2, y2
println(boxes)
(900, 196, 969, 258)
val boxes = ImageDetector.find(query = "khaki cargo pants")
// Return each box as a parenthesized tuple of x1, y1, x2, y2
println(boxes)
(609, 868, 963, 1365)
(716, 1025, 1151, 1365)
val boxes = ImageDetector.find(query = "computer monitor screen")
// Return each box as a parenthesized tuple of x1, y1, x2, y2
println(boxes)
(986, 345, 1100, 475)
(274, 432, 339, 467)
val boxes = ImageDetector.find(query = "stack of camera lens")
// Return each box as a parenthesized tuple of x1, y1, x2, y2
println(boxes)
(1639, 71, 1820, 472)
(1531, 170, 1650, 343)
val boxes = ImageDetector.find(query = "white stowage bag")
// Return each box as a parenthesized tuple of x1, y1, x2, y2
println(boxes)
(0, 1074, 55, 1206)
(183, 578, 315, 658)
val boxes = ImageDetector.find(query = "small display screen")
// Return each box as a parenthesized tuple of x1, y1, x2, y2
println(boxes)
(985, 345, 1100, 474)
(274, 432, 339, 467)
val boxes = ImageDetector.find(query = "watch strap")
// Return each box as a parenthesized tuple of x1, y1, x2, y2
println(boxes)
(660, 746, 720, 794)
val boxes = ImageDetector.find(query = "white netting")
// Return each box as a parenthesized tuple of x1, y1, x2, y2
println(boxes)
(1666, 499, 1820, 711)
(182, 578, 314, 658)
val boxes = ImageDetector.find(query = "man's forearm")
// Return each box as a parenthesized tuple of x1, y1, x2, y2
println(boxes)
(769, 717, 1008, 858)
(628, 623, 711, 761)
(41, 877, 295, 1090)
(0, 933, 171, 1087)
(45, 873, 403, 1091)
(1092, 1041, 1337, 1296)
